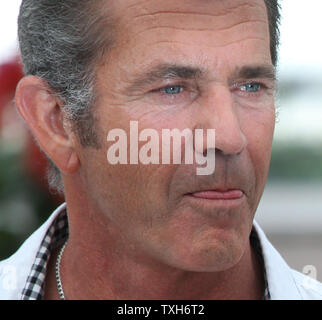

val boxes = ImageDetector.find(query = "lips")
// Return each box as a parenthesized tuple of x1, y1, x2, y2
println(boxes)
(189, 189, 244, 200)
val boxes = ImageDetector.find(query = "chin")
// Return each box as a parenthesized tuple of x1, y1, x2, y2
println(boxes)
(192, 242, 245, 272)
(165, 229, 248, 273)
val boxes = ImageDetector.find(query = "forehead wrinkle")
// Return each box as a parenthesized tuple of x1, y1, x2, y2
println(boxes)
(144, 37, 268, 51)
(131, 1, 264, 20)
(125, 18, 267, 40)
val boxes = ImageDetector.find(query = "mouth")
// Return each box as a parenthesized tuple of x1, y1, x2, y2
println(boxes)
(183, 189, 246, 219)
(188, 189, 244, 200)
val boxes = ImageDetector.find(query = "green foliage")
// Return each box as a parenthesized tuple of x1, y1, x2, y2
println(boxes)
(268, 142, 322, 181)
(0, 230, 24, 261)
(0, 148, 57, 260)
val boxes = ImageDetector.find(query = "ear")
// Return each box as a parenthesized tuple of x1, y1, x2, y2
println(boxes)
(15, 75, 79, 175)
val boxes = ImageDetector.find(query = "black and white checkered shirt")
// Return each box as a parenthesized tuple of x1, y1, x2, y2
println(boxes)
(21, 208, 69, 300)
(21, 208, 270, 300)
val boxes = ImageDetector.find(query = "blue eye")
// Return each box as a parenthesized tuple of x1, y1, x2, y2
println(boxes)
(240, 83, 261, 92)
(161, 85, 184, 95)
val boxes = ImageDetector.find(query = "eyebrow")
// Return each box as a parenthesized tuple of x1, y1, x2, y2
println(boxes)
(125, 63, 204, 93)
(231, 65, 277, 82)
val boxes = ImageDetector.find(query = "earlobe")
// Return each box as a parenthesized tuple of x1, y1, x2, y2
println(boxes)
(15, 75, 80, 175)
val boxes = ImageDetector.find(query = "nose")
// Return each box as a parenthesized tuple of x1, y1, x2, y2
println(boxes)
(194, 85, 247, 156)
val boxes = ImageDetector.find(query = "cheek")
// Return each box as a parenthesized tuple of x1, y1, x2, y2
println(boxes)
(82, 100, 191, 222)
(80, 139, 177, 226)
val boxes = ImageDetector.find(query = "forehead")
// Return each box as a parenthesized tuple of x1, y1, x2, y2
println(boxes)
(112, 0, 269, 38)
(104, 0, 271, 77)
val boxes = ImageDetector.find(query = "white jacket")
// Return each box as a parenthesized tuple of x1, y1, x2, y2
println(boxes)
(0, 203, 322, 300)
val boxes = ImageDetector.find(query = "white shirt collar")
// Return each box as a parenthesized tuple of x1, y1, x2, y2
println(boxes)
(252, 220, 303, 299)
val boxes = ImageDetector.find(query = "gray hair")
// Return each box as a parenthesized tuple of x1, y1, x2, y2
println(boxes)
(18, 0, 280, 195)
(18, 0, 115, 194)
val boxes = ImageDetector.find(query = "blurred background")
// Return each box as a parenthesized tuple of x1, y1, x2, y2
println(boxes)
(0, 1, 321, 280)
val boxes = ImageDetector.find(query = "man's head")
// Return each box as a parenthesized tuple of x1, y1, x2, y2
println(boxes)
(17, 0, 280, 193)
(16, 0, 280, 272)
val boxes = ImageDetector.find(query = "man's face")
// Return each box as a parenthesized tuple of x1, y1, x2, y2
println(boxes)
(77, 0, 275, 272)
